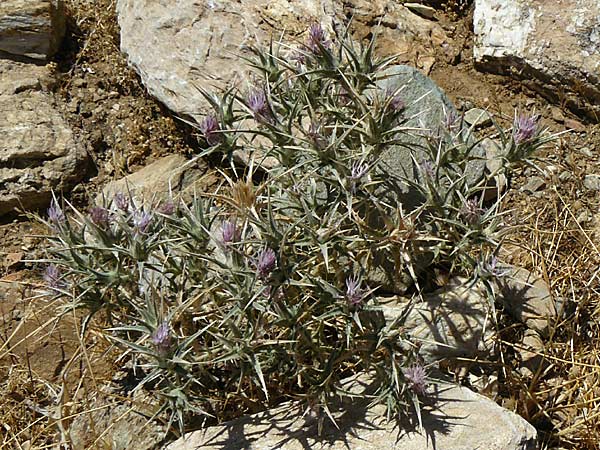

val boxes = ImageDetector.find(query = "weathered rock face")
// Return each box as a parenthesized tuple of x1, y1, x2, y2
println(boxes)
(116, 0, 340, 123)
(474, 0, 600, 121)
(0, 0, 66, 60)
(167, 375, 537, 450)
(381, 277, 495, 364)
(0, 61, 88, 216)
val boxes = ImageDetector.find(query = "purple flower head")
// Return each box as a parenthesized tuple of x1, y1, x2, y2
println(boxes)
(221, 220, 239, 246)
(306, 23, 331, 53)
(151, 321, 173, 357)
(158, 200, 176, 216)
(133, 211, 153, 234)
(404, 364, 428, 395)
(47, 200, 65, 225)
(200, 115, 223, 146)
(385, 86, 405, 112)
(247, 89, 273, 124)
(460, 198, 483, 225)
(513, 114, 538, 145)
(255, 247, 276, 279)
(345, 275, 364, 307)
(481, 255, 508, 278)
(113, 192, 130, 212)
(43, 264, 63, 289)
(89, 206, 110, 228)
(351, 161, 369, 181)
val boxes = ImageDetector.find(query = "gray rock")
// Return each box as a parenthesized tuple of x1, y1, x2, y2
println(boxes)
(495, 265, 561, 336)
(376, 65, 486, 210)
(474, 0, 600, 121)
(0, 60, 88, 216)
(464, 107, 492, 127)
(0, 0, 65, 60)
(116, 0, 341, 123)
(98, 154, 208, 208)
(166, 374, 537, 450)
(584, 174, 600, 191)
(521, 176, 546, 193)
(380, 277, 494, 364)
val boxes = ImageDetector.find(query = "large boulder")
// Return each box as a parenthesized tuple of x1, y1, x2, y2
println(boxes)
(0, 61, 88, 216)
(167, 375, 537, 450)
(474, 0, 600, 121)
(0, 0, 66, 61)
(116, 0, 341, 123)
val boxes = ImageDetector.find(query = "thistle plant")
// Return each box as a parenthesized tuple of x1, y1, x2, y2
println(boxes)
(38, 24, 553, 436)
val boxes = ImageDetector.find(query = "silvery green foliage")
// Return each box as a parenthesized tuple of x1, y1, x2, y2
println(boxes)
(40, 25, 549, 435)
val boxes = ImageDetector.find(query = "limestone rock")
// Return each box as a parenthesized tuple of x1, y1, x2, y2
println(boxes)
(0, 60, 88, 216)
(474, 0, 600, 121)
(495, 265, 561, 335)
(464, 107, 492, 127)
(381, 278, 495, 364)
(167, 375, 537, 450)
(116, 0, 340, 123)
(98, 154, 208, 207)
(0, 0, 66, 60)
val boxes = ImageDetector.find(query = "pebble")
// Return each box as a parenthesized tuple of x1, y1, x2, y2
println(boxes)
(521, 176, 546, 193)
(464, 108, 492, 128)
(559, 171, 572, 182)
(404, 2, 437, 19)
(583, 174, 600, 191)
(579, 147, 593, 158)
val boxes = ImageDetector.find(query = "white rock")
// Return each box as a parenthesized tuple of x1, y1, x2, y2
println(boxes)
(167, 374, 537, 450)
(473, 0, 600, 120)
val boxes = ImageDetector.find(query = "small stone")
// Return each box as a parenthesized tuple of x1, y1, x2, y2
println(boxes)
(464, 108, 493, 127)
(576, 210, 591, 224)
(584, 174, 600, 191)
(558, 171, 572, 182)
(579, 147, 593, 158)
(521, 176, 545, 193)
(565, 118, 586, 132)
(550, 107, 565, 123)
(403, 2, 437, 20)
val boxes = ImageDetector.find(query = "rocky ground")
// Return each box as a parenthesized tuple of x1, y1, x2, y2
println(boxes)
(1, 0, 600, 449)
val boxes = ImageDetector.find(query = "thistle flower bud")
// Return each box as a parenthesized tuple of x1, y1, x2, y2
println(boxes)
(158, 201, 176, 216)
(47, 200, 65, 225)
(247, 89, 273, 125)
(404, 364, 428, 395)
(151, 321, 173, 357)
(385, 86, 405, 112)
(513, 114, 538, 145)
(255, 248, 276, 279)
(113, 192, 130, 212)
(133, 211, 153, 234)
(200, 115, 223, 146)
(220, 220, 239, 247)
(89, 206, 110, 228)
(460, 198, 483, 225)
(306, 23, 331, 54)
(345, 275, 364, 307)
